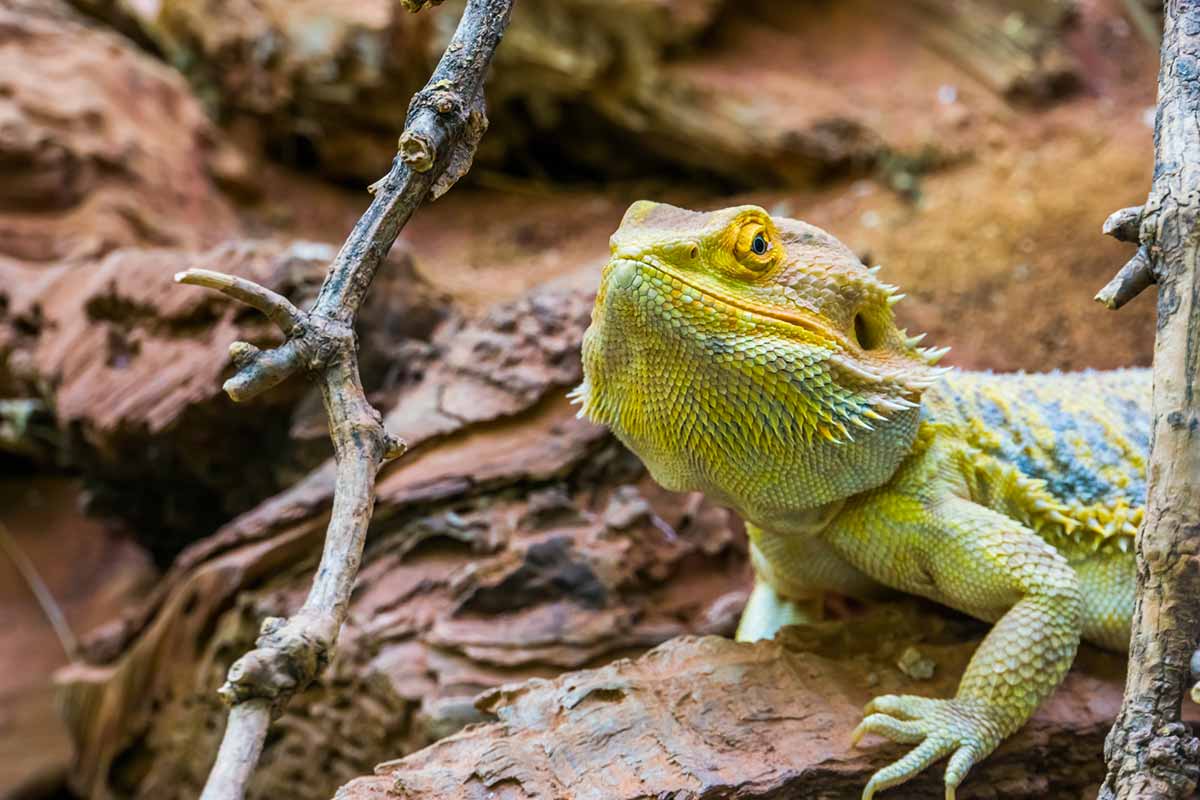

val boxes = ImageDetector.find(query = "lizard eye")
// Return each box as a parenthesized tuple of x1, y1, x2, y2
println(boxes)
(734, 221, 775, 271)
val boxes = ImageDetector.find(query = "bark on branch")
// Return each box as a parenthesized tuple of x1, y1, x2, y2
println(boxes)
(176, 2, 514, 797)
(1098, 2, 1200, 798)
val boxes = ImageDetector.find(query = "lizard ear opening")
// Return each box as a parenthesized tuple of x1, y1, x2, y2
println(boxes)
(853, 312, 883, 350)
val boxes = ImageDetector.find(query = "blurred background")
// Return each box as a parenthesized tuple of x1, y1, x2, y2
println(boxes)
(0, 0, 1163, 798)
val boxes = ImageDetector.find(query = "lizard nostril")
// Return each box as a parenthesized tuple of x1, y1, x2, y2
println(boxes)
(690, 246, 699, 259)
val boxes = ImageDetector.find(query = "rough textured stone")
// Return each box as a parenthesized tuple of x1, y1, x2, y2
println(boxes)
(0, 0, 242, 265)
(0, 478, 155, 800)
(336, 608, 1156, 800)
(0, 239, 449, 563)
(66, 0, 1079, 185)
(0, 0, 462, 561)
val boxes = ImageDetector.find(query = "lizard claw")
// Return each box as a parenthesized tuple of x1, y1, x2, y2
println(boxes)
(853, 694, 992, 800)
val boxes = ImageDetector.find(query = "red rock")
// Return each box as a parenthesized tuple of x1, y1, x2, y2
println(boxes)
(337, 611, 1141, 800)
(68, 0, 1081, 185)
(0, 478, 155, 799)
(1, 239, 448, 562)
(0, 0, 241, 265)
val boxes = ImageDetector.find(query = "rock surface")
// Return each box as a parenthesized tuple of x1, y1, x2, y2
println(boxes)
(68, 0, 1080, 184)
(0, 0, 456, 558)
(1, 238, 448, 562)
(0, 0, 241, 265)
(0, 478, 155, 799)
(337, 607, 1139, 800)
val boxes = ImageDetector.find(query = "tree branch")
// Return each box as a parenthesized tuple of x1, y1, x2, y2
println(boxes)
(1099, 2, 1200, 798)
(176, 1, 514, 797)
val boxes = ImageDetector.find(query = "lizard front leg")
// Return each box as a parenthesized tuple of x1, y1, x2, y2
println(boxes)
(826, 493, 1083, 799)
(736, 578, 821, 642)
(738, 522, 883, 642)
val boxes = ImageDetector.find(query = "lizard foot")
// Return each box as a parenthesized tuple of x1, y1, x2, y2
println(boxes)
(852, 694, 994, 800)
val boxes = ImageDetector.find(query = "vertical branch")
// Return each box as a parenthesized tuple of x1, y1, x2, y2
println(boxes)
(1099, 2, 1200, 798)
(176, 1, 515, 798)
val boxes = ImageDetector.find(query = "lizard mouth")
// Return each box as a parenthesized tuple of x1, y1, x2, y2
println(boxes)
(618, 255, 849, 348)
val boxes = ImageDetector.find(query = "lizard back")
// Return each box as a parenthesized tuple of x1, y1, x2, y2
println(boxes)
(922, 368, 1150, 555)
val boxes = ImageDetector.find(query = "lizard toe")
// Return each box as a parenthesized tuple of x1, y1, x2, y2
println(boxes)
(851, 713, 926, 746)
(863, 693, 936, 721)
(861, 737, 952, 800)
(943, 742, 983, 799)
(855, 695, 995, 799)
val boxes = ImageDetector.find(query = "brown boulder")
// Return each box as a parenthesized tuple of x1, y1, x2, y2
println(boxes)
(68, 0, 1080, 185)
(337, 608, 1134, 800)
(0, 0, 241, 265)
(0, 478, 155, 799)
(0, 239, 449, 562)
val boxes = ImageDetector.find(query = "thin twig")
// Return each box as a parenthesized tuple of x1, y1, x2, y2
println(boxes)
(198, 702, 271, 800)
(1098, 2, 1200, 798)
(176, 269, 305, 334)
(0, 519, 78, 660)
(180, 2, 515, 798)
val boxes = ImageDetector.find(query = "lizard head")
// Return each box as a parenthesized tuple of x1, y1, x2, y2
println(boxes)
(573, 201, 949, 523)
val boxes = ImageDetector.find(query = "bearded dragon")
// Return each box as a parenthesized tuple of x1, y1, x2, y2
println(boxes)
(572, 201, 1147, 799)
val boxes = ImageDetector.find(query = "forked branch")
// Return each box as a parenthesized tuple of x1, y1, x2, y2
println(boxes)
(176, 2, 514, 798)
(1098, 2, 1200, 798)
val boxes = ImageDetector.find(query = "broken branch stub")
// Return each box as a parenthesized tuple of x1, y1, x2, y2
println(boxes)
(1103, 204, 1145, 243)
(1095, 245, 1156, 310)
(175, 1, 515, 798)
(1096, 204, 1157, 309)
